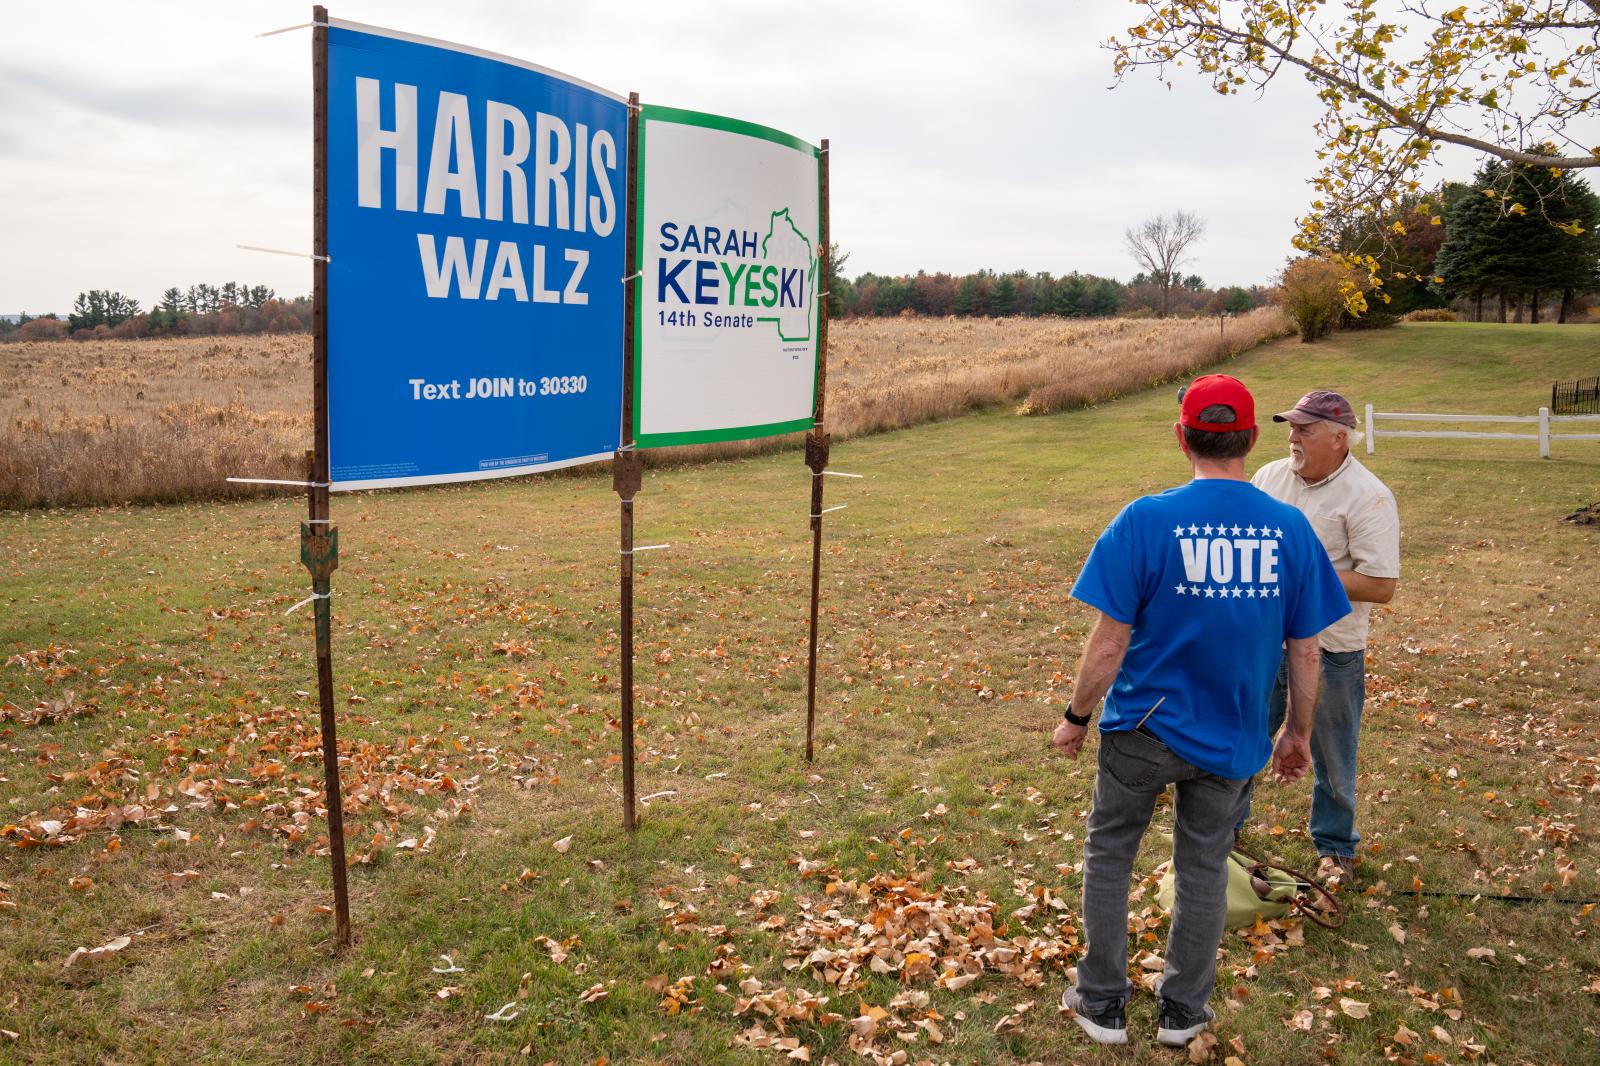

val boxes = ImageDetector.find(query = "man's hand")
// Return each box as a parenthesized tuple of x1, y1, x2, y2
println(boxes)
(1052, 718, 1089, 758)
(1271, 729, 1311, 783)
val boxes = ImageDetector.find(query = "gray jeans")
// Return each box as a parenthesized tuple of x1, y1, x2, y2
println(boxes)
(1078, 728, 1250, 1015)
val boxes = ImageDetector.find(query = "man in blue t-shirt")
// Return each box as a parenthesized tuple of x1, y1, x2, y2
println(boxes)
(1051, 374, 1349, 1048)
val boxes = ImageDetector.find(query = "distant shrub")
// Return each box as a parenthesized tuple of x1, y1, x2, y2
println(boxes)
(1404, 308, 1458, 322)
(10, 318, 68, 341)
(1276, 257, 1364, 342)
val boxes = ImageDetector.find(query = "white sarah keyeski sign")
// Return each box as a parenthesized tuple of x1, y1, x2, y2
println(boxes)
(633, 105, 821, 448)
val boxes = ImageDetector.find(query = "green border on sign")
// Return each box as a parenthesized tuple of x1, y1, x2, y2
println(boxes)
(632, 104, 821, 449)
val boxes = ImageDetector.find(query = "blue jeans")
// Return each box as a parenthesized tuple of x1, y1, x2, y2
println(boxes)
(1239, 648, 1366, 857)
(1078, 728, 1249, 1016)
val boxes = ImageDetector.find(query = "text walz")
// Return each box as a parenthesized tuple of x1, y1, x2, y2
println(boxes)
(353, 78, 621, 305)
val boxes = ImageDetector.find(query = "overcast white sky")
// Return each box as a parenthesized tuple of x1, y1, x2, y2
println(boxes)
(1, 0, 1482, 313)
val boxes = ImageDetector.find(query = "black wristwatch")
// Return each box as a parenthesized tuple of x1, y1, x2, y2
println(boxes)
(1063, 706, 1092, 727)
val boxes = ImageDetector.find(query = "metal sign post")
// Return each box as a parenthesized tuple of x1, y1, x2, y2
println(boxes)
(804, 138, 831, 763)
(308, 4, 352, 948)
(615, 92, 644, 832)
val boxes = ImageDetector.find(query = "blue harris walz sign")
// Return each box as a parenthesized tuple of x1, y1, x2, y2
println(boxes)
(326, 20, 627, 489)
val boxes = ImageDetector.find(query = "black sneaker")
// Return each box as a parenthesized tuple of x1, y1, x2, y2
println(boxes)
(1060, 986, 1128, 1045)
(1157, 1000, 1215, 1047)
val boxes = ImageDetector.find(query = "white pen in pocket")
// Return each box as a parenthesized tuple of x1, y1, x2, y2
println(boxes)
(1134, 696, 1166, 731)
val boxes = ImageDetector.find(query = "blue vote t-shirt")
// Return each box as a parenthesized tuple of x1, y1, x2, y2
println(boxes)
(1070, 478, 1350, 780)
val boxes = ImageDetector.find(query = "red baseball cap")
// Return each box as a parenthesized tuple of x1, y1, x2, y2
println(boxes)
(1179, 374, 1256, 432)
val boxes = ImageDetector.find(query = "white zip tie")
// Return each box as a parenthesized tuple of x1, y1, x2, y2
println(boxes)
(256, 21, 326, 38)
(621, 271, 643, 283)
(621, 544, 670, 555)
(238, 244, 331, 263)
(811, 505, 847, 518)
(820, 471, 863, 478)
(227, 477, 329, 487)
(818, 290, 830, 297)
(285, 591, 330, 615)
(305, 519, 332, 526)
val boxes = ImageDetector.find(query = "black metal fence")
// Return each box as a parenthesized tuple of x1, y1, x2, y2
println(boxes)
(1552, 376, 1600, 414)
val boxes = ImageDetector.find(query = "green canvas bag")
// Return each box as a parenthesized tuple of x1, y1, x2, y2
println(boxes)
(1153, 834, 1341, 930)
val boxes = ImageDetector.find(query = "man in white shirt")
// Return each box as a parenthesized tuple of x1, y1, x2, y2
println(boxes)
(1246, 390, 1400, 885)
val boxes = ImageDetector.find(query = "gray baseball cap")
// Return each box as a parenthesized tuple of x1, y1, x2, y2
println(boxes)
(1273, 390, 1357, 428)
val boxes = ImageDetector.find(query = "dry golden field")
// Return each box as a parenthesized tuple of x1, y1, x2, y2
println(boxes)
(0, 309, 1290, 507)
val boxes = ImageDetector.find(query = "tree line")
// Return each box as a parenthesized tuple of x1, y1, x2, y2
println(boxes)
(828, 261, 1262, 321)
(1, 283, 311, 342)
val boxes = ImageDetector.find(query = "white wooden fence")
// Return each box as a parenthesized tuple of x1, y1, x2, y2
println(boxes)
(1365, 403, 1600, 459)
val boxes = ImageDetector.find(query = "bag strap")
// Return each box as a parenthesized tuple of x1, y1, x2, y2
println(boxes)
(1232, 841, 1347, 930)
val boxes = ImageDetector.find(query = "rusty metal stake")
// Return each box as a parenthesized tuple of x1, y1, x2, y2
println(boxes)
(614, 451, 642, 831)
(615, 90, 642, 832)
(303, 460, 350, 948)
(306, 6, 350, 949)
(804, 430, 830, 762)
(803, 138, 832, 763)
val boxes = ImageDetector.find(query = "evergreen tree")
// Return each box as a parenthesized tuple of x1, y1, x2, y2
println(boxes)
(68, 290, 141, 332)
(989, 274, 1017, 317)
(1436, 157, 1600, 321)
(953, 275, 980, 316)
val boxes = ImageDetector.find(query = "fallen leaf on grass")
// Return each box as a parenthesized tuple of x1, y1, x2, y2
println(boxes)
(435, 986, 461, 1000)
(68, 876, 93, 891)
(1466, 947, 1496, 962)
(1339, 998, 1370, 1018)
(1388, 923, 1406, 944)
(1394, 1024, 1419, 1045)
(579, 982, 613, 1004)
(553, 836, 573, 854)
(1187, 1030, 1218, 1063)
(64, 934, 132, 967)
(163, 870, 201, 886)
(1429, 1025, 1452, 1044)
(1285, 1009, 1314, 1031)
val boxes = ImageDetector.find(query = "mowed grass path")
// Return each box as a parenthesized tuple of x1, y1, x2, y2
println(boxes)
(2, 322, 1598, 1064)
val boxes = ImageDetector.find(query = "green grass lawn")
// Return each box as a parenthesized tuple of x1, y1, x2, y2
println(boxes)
(2, 321, 1598, 1064)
